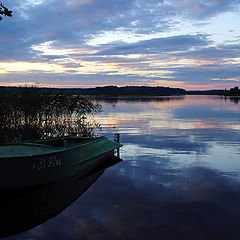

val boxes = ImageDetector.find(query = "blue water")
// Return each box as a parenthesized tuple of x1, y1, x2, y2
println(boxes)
(3, 95, 240, 240)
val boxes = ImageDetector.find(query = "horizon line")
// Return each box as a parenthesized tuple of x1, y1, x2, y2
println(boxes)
(0, 84, 229, 92)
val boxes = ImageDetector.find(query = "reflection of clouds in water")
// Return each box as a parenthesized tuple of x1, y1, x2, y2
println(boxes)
(121, 133, 240, 179)
(97, 96, 240, 179)
(97, 95, 240, 114)
(15, 162, 240, 240)
(122, 134, 208, 154)
(6, 96, 240, 240)
(174, 104, 240, 121)
(97, 96, 240, 139)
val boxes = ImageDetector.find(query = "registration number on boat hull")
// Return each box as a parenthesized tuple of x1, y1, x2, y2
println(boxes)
(32, 156, 61, 170)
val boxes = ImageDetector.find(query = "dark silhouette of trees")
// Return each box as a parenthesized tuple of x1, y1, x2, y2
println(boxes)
(224, 86, 240, 96)
(0, 2, 12, 21)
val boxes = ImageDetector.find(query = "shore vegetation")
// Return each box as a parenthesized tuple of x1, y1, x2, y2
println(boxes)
(0, 87, 101, 144)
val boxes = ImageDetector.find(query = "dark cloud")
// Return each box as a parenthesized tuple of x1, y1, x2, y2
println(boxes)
(75, 55, 148, 64)
(173, 44, 240, 60)
(56, 62, 83, 68)
(96, 34, 210, 55)
(0, 71, 157, 86)
(170, 64, 240, 84)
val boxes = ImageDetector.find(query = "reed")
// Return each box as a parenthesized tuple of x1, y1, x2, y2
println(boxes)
(0, 87, 101, 144)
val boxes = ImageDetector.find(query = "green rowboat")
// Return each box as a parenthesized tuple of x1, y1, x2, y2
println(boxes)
(0, 136, 122, 188)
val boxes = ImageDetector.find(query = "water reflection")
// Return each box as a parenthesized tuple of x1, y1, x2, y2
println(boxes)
(13, 160, 240, 240)
(96, 95, 240, 177)
(229, 97, 240, 104)
(0, 156, 121, 238)
(2, 95, 240, 240)
(95, 95, 185, 104)
(102, 163, 240, 240)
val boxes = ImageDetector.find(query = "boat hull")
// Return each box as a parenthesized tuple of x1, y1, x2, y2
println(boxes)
(0, 137, 122, 188)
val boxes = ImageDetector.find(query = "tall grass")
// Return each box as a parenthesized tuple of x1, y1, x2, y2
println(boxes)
(0, 87, 101, 144)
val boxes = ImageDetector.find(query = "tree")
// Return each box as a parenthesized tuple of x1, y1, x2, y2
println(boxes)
(0, 2, 12, 21)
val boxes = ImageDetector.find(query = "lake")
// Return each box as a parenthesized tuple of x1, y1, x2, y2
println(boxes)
(2, 95, 240, 240)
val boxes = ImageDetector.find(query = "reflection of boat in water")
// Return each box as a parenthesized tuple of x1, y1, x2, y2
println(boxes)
(0, 156, 122, 238)
(0, 135, 122, 188)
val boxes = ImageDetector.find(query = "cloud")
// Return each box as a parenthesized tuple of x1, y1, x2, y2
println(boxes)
(0, 0, 212, 60)
(1, 0, 240, 89)
(173, 44, 240, 60)
(170, 64, 240, 84)
(0, 71, 158, 87)
(171, 0, 240, 19)
(96, 34, 210, 55)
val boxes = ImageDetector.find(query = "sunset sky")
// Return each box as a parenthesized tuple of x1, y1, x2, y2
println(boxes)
(0, 0, 240, 90)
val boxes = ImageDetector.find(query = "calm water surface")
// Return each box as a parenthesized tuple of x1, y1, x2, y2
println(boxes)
(3, 95, 240, 240)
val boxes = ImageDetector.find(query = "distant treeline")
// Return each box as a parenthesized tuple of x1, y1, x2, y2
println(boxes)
(186, 90, 225, 95)
(224, 86, 240, 96)
(0, 86, 185, 96)
(0, 85, 238, 96)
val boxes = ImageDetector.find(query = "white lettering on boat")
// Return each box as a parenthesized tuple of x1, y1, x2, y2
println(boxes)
(32, 156, 61, 170)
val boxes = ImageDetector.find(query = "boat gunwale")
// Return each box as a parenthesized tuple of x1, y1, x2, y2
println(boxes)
(0, 136, 121, 159)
